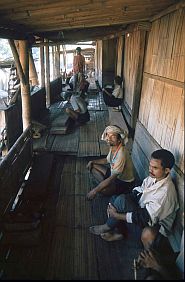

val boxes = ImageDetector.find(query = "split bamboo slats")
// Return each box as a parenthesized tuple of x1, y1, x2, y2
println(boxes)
(139, 8, 185, 173)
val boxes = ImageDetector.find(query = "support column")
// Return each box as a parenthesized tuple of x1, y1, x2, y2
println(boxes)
(19, 40, 31, 130)
(29, 50, 39, 86)
(40, 40, 45, 88)
(45, 39, 51, 107)
(9, 39, 31, 130)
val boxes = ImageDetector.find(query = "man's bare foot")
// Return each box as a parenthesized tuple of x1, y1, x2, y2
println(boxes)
(100, 231, 124, 241)
(89, 224, 111, 235)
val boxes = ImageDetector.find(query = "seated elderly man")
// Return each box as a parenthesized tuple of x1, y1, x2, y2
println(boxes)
(86, 125, 135, 200)
(89, 149, 179, 242)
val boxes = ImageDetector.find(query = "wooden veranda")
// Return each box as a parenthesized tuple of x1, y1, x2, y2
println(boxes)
(0, 88, 146, 280)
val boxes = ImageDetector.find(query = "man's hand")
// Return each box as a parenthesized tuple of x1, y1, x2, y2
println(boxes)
(107, 203, 126, 220)
(86, 189, 97, 200)
(138, 249, 161, 271)
(107, 203, 118, 218)
(86, 161, 93, 171)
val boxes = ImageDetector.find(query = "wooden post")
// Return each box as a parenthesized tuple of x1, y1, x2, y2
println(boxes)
(56, 45, 60, 78)
(40, 41, 45, 88)
(29, 49, 39, 86)
(19, 40, 31, 130)
(52, 46, 55, 80)
(45, 39, 51, 107)
(8, 39, 27, 85)
(62, 45, 67, 79)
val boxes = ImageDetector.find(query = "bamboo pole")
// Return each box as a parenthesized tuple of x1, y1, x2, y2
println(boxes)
(56, 45, 60, 78)
(19, 40, 31, 130)
(52, 46, 55, 80)
(8, 39, 27, 86)
(29, 50, 39, 86)
(45, 39, 51, 107)
(40, 41, 45, 88)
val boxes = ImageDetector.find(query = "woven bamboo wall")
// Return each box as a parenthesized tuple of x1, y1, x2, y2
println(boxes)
(123, 25, 147, 128)
(102, 38, 117, 86)
(116, 36, 124, 77)
(139, 7, 185, 173)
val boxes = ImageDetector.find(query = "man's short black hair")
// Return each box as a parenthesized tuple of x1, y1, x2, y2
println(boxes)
(114, 76, 122, 85)
(76, 47, 81, 52)
(151, 149, 175, 169)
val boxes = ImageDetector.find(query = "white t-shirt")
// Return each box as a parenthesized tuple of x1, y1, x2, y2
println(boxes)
(70, 95, 87, 114)
(112, 85, 123, 99)
(106, 145, 135, 182)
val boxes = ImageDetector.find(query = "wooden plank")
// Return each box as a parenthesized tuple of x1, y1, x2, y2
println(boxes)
(95, 110, 109, 140)
(78, 141, 100, 157)
(144, 72, 184, 89)
(33, 131, 55, 152)
(108, 107, 128, 133)
(74, 228, 99, 280)
(51, 129, 79, 153)
(50, 126, 68, 135)
(62, 156, 76, 173)
(56, 196, 75, 227)
(46, 226, 75, 280)
(151, 0, 185, 22)
(75, 172, 90, 195)
(79, 118, 98, 142)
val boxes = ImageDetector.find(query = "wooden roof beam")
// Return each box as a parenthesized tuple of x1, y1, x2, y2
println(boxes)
(151, 0, 185, 22)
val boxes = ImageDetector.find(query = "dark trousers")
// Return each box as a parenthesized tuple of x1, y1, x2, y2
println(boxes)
(103, 90, 123, 107)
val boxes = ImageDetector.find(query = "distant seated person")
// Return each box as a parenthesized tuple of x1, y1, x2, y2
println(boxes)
(68, 75, 74, 90)
(69, 74, 89, 97)
(66, 71, 73, 85)
(78, 74, 90, 97)
(64, 92, 90, 126)
(102, 75, 123, 107)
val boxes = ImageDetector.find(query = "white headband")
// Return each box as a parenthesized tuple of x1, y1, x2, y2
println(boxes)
(101, 125, 128, 145)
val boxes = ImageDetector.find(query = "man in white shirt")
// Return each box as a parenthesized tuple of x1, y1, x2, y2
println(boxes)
(102, 75, 123, 107)
(89, 149, 179, 242)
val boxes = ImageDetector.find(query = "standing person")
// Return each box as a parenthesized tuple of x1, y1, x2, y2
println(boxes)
(64, 92, 90, 126)
(102, 75, 123, 108)
(89, 149, 179, 242)
(73, 47, 85, 94)
(86, 125, 135, 200)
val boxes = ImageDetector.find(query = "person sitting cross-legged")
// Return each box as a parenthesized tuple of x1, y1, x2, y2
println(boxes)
(89, 149, 179, 242)
(102, 75, 123, 109)
(86, 125, 135, 200)
(64, 92, 90, 126)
